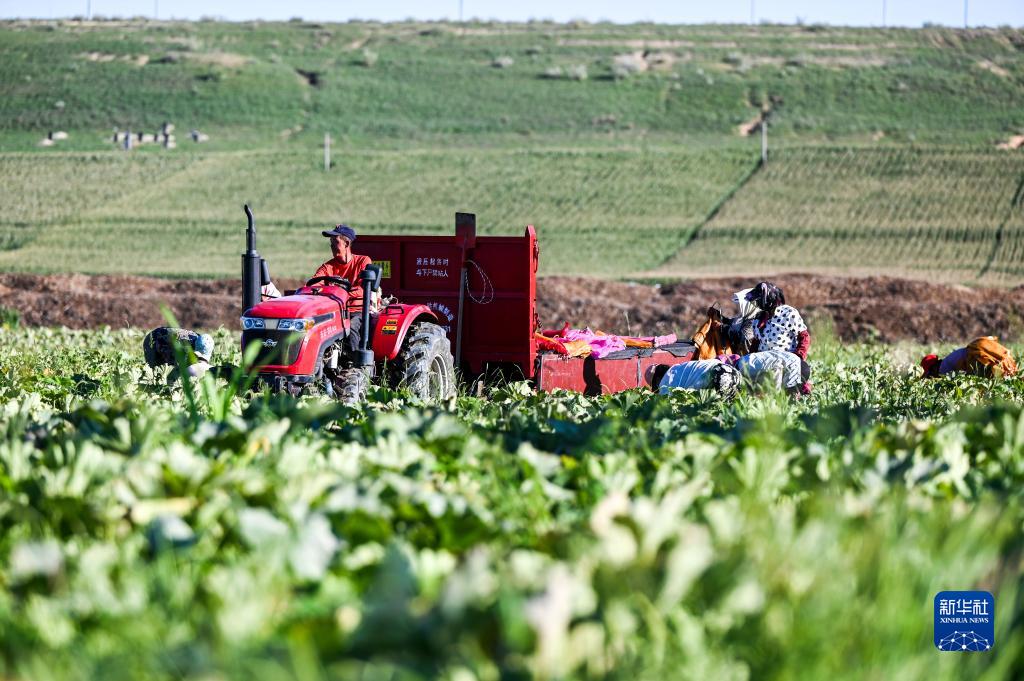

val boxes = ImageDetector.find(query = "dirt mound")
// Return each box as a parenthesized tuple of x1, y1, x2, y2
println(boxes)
(0, 273, 246, 330)
(2, 272, 1022, 344)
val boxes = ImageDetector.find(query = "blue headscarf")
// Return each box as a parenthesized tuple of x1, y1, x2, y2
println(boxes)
(193, 333, 214, 362)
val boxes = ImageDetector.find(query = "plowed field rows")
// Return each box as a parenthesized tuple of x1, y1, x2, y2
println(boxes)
(655, 147, 1024, 284)
(0, 148, 755, 277)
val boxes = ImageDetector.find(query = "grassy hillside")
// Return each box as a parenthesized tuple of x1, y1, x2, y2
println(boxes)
(3, 19, 1024, 147)
(2, 19, 1024, 282)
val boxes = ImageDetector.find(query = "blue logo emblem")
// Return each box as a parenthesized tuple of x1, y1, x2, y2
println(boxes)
(934, 591, 994, 652)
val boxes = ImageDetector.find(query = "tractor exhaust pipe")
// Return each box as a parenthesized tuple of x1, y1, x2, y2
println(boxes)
(242, 204, 266, 315)
(355, 266, 381, 369)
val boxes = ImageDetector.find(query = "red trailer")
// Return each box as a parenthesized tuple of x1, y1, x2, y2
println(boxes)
(357, 214, 695, 395)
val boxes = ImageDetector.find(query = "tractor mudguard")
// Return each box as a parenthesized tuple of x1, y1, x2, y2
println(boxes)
(371, 304, 439, 361)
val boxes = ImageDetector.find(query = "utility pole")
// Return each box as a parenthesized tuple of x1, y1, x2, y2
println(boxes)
(750, 0, 755, 25)
(86, 0, 90, 20)
(459, 0, 464, 22)
(154, 0, 158, 20)
(963, 0, 969, 28)
(882, 0, 887, 27)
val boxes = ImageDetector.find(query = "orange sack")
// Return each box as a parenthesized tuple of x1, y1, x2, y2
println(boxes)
(691, 306, 731, 360)
(965, 336, 1017, 378)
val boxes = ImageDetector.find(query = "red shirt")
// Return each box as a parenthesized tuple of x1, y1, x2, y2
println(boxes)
(313, 254, 372, 305)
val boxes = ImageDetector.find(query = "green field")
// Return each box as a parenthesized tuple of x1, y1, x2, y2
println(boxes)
(653, 147, 1024, 283)
(4, 19, 1024, 681)
(1, 328, 1024, 679)
(2, 19, 1024, 281)
(0, 148, 756, 278)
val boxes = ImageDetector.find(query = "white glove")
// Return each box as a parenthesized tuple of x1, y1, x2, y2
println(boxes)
(187, 361, 211, 378)
(261, 281, 282, 299)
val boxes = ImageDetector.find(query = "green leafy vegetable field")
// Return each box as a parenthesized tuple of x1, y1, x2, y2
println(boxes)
(1, 327, 1023, 680)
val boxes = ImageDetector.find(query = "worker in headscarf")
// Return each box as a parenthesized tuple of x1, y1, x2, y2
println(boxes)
(745, 282, 809, 355)
(921, 336, 1017, 379)
(645, 360, 741, 400)
(142, 327, 215, 381)
(745, 281, 812, 393)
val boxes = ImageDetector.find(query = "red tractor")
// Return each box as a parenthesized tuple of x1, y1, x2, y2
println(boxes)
(239, 206, 696, 401)
(239, 206, 456, 403)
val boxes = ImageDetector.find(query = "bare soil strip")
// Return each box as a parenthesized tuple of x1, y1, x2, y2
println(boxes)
(2, 273, 1022, 343)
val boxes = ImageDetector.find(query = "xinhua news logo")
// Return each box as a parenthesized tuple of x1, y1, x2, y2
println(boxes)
(934, 591, 994, 652)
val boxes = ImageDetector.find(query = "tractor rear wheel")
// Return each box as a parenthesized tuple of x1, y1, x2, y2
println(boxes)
(331, 366, 369, 406)
(391, 322, 456, 400)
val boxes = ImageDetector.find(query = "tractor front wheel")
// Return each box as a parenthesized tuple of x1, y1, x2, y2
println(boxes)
(331, 366, 369, 406)
(391, 322, 456, 400)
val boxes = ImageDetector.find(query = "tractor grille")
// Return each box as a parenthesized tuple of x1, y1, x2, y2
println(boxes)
(242, 330, 304, 367)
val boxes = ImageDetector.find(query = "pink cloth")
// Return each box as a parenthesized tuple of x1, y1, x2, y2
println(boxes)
(563, 328, 626, 358)
(544, 328, 679, 359)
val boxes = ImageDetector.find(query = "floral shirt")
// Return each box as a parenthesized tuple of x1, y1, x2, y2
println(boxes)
(755, 305, 807, 353)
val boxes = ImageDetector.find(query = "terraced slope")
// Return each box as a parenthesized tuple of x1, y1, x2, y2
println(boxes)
(5, 146, 1024, 283)
(650, 148, 1024, 284)
(0, 148, 755, 277)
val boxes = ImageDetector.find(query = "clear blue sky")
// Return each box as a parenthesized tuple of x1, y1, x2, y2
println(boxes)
(3, 0, 1022, 27)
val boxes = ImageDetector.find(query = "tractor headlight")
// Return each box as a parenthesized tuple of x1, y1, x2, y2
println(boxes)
(241, 316, 265, 330)
(277, 318, 315, 332)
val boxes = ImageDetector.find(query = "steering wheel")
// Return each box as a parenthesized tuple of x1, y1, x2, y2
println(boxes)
(304, 275, 351, 291)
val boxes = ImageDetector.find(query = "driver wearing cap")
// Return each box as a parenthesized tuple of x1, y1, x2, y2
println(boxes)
(315, 224, 373, 307)
(315, 224, 379, 355)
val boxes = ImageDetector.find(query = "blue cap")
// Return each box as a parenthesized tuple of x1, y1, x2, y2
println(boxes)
(322, 224, 356, 242)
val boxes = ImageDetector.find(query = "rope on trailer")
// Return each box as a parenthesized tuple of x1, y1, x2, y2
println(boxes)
(465, 259, 494, 305)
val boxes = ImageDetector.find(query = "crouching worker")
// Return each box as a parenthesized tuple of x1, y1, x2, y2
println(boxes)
(736, 349, 810, 395)
(143, 327, 214, 381)
(921, 336, 1017, 379)
(645, 359, 741, 400)
(745, 281, 812, 393)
